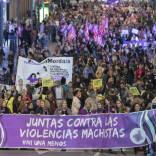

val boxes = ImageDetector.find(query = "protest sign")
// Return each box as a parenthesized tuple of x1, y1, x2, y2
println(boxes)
(42, 79, 53, 87)
(0, 110, 156, 149)
(123, 41, 151, 49)
(132, 28, 139, 35)
(16, 57, 73, 85)
(93, 79, 103, 89)
(121, 30, 129, 35)
(130, 87, 140, 96)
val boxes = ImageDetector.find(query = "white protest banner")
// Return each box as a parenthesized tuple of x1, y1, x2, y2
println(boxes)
(132, 28, 139, 35)
(121, 30, 129, 35)
(0, 84, 12, 91)
(16, 57, 73, 85)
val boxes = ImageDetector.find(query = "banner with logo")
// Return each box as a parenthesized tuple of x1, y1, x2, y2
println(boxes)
(16, 57, 73, 85)
(0, 110, 156, 149)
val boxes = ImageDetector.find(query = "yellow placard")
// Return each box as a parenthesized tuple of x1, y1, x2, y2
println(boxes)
(93, 79, 103, 89)
(42, 79, 53, 87)
(42, 94, 47, 100)
(130, 87, 140, 96)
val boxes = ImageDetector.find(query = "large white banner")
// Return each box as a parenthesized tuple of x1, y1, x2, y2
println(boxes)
(16, 57, 73, 85)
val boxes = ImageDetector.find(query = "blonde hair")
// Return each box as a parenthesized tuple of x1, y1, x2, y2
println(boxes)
(85, 97, 97, 110)
(40, 99, 50, 109)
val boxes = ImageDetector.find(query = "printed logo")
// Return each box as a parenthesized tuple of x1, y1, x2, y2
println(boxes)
(130, 128, 146, 144)
(130, 110, 156, 145)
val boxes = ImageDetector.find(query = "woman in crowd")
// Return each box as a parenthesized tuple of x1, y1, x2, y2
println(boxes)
(0, 100, 11, 114)
(13, 94, 22, 113)
(79, 98, 96, 115)
(96, 101, 105, 114)
(54, 100, 72, 116)
(35, 99, 51, 115)
(116, 99, 127, 113)
(46, 92, 57, 115)
(71, 89, 81, 115)
(27, 102, 35, 114)
(18, 100, 29, 114)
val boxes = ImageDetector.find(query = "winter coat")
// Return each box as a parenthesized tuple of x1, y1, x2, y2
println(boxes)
(71, 96, 81, 115)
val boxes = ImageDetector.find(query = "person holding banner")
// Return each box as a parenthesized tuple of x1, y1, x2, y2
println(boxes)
(95, 101, 105, 114)
(32, 78, 43, 101)
(35, 100, 51, 115)
(54, 100, 72, 116)
(79, 98, 96, 115)
(116, 99, 127, 113)
(130, 100, 148, 155)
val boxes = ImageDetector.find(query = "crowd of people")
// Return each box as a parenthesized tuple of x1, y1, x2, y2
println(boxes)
(0, 0, 156, 155)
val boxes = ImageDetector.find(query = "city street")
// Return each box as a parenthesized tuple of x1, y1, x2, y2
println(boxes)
(0, 149, 144, 156)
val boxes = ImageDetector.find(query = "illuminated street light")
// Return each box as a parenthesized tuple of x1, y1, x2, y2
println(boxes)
(0, 0, 11, 47)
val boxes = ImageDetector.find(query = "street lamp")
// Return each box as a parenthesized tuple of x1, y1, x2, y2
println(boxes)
(0, 0, 4, 47)
(0, 0, 11, 47)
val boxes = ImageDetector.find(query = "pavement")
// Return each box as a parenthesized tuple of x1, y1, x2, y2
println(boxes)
(0, 149, 144, 156)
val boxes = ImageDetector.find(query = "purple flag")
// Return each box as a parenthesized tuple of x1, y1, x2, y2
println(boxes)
(152, 23, 156, 34)
(0, 110, 156, 149)
(61, 25, 68, 37)
(99, 18, 108, 36)
(67, 25, 77, 42)
(93, 24, 99, 42)
(84, 20, 90, 41)
(67, 24, 73, 31)
(89, 24, 92, 31)
(97, 34, 103, 46)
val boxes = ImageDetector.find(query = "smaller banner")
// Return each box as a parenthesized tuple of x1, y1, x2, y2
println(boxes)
(130, 87, 140, 96)
(123, 41, 152, 49)
(16, 57, 73, 85)
(93, 79, 103, 89)
(42, 79, 53, 87)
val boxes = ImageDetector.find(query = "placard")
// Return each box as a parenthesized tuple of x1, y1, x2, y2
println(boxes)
(93, 79, 103, 89)
(130, 87, 140, 96)
(132, 28, 139, 35)
(42, 79, 53, 87)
